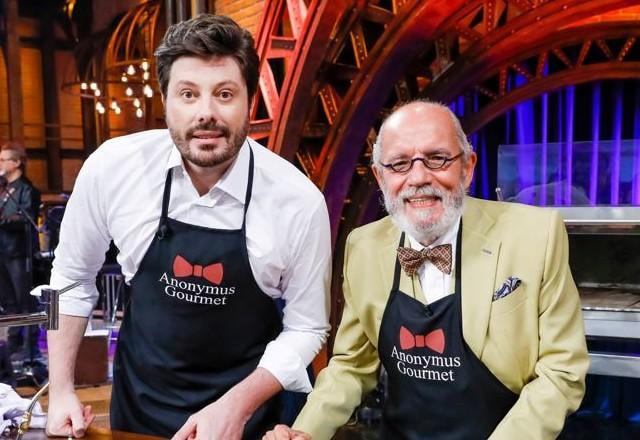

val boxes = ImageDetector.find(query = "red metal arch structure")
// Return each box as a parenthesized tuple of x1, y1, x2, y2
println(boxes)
(251, 0, 640, 335)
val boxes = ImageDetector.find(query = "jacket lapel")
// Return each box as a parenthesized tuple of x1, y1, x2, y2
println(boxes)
(377, 218, 401, 299)
(461, 198, 500, 358)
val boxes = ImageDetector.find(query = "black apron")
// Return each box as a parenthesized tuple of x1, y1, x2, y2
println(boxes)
(111, 147, 283, 439)
(378, 223, 518, 439)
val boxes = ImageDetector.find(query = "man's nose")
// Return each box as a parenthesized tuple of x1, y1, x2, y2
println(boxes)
(196, 96, 220, 123)
(406, 159, 434, 186)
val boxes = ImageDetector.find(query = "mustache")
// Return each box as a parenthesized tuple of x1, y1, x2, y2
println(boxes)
(397, 185, 445, 200)
(186, 122, 230, 139)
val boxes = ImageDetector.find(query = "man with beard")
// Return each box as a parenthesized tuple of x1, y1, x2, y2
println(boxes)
(40, 15, 331, 440)
(264, 101, 588, 440)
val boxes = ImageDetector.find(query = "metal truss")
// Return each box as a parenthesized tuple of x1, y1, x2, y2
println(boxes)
(252, 0, 640, 348)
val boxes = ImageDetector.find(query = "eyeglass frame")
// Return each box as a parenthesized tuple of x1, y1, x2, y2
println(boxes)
(378, 151, 465, 174)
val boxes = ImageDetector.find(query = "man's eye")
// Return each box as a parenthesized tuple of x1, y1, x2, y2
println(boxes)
(428, 155, 447, 162)
(180, 90, 194, 99)
(219, 90, 233, 100)
(392, 160, 411, 169)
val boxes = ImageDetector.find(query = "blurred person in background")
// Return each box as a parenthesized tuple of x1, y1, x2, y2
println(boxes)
(0, 141, 42, 361)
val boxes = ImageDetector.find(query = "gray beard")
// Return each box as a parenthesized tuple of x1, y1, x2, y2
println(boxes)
(382, 182, 466, 245)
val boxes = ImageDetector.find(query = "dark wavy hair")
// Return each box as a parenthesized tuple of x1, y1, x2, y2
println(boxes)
(154, 14, 259, 102)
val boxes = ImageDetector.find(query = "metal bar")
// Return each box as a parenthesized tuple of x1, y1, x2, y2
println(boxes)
(58, 281, 82, 295)
(588, 353, 640, 378)
(583, 309, 640, 321)
(584, 317, 640, 340)
(0, 282, 80, 330)
(43, 288, 60, 330)
(0, 313, 48, 328)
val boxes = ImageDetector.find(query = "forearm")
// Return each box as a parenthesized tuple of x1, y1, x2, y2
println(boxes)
(222, 367, 282, 417)
(47, 314, 89, 394)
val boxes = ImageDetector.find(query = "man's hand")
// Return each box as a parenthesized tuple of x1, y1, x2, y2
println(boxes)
(171, 393, 251, 440)
(172, 368, 282, 440)
(262, 425, 311, 440)
(46, 390, 94, 438)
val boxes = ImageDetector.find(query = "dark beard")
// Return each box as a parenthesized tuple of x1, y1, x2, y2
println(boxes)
(170, 118, 249, 168)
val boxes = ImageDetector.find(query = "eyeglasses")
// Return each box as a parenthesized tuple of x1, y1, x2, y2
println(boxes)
(379, 152, 464, 173)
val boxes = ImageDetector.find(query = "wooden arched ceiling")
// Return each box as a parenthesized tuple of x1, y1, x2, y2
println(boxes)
(251, 0, 640, 245)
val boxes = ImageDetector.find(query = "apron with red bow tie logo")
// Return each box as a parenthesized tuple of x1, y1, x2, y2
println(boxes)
(377, 223, 518, 439)
(110, 146, 282, 438)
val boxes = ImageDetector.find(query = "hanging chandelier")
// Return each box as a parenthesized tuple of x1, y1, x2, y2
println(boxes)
(61, 0, 163, 119)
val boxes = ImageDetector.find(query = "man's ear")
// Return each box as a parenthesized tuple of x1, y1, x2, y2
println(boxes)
(463, 151, 477, 189)
(372, 163, 384, 190)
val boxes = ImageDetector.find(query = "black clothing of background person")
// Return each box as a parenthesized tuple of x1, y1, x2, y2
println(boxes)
(0, 175, 41, 357)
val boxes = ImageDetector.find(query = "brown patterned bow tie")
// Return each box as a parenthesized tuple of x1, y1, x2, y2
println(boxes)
(397, 244, 452, 276)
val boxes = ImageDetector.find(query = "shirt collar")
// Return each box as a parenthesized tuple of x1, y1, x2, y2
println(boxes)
(407, 215, 461, 251)
(166, 139, 250, 204)
(215, 140, 250, 204)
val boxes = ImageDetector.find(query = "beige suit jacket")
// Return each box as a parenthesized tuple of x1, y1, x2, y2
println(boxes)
(294, 197, 588, 439)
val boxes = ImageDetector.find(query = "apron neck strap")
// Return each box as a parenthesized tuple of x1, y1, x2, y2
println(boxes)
(157, 169, 173, 239)
(392, 232, 405, 292)
(454, 219, 462, 296)
(242, 143, 254, 231)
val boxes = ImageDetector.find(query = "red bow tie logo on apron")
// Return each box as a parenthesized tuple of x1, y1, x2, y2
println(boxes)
(399, 326, 445, 353)
(173, 255, 224, 285)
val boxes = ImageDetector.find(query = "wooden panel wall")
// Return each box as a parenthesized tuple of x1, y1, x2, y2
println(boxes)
(20, 46, 48, 190)
(214, 0, 265, 36)
(0, 50, 9, 140)
(0, 16, 86, 192)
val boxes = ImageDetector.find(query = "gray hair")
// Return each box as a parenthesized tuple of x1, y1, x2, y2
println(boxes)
(371, 99, 473, 168)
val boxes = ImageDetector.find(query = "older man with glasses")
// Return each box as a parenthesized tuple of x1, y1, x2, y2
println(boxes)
(265, 100, 588, 440)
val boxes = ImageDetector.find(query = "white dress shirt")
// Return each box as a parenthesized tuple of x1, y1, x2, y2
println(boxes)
(407, 217, 460, 305)
(50, 129, 331, 393)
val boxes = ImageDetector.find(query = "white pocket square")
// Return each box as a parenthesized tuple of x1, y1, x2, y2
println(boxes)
(493, 277, 521, 301)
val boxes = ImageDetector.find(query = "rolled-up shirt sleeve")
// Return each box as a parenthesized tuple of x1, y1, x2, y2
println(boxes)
(257, 197, 332, 393)
(50, 150, 111, 317)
